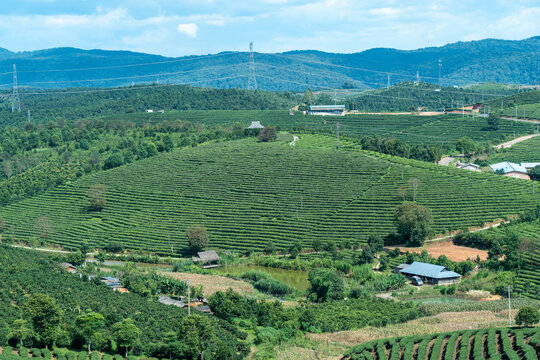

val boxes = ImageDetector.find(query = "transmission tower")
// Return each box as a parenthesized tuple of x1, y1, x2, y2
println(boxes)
(247, 42, 257, 90)
(438, 59, 442, 88)
(12, 64, 21, 113)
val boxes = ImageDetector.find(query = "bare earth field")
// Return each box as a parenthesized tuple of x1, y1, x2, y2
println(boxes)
(388, 240, 488, 262)
(160, 271, 255, 296)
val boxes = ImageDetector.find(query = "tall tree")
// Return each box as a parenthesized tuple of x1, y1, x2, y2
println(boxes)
(393, 202, 433, 246)
(8, 319, 33, 347)
(186, 225, 209, 252)
(179, 314, 216, 360)
(87, 184, 107, 211)
(112, 318, 141, 357)
(306, 268, 344, 302)
(23, 294, 62, 349)
(76, 310, 105, 354)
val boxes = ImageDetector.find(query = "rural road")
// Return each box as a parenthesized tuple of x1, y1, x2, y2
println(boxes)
(290, 135, 299, 146)
(494, 133, 540, 149)
(501, 116, 540, 124)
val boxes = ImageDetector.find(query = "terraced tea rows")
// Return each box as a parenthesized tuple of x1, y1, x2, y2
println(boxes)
(105, 110, 536, 145)
(343, 327, 540, 360)
(0, 139, 538, 255)
(486, 220, 540, 299)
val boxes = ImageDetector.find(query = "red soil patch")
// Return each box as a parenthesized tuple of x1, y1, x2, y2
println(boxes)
(388, 240, 488, 262)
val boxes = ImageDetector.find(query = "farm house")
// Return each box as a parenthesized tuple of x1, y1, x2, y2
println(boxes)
(490, 162, 530, 180)
(308, 105, 345, 116)
(399, 261, 462, 285)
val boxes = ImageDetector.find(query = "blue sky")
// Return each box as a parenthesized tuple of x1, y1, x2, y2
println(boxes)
(0, 0, 539, 57)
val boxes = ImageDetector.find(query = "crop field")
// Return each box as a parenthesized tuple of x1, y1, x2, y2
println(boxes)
(0, 138, 538, 255)
(342, 327, 540, 360)
(102, 110, 536, 145)
(489, 135, 540, 163)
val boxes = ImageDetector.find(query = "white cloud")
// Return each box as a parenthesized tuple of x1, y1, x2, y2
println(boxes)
(369, 7, 401, 17)
(177, 23, 199, 37)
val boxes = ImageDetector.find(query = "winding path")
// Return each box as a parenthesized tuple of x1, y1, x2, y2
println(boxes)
(494, 133, 540, 149)
(290, 135, 299, 146)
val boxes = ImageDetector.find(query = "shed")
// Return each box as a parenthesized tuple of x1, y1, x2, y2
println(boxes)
(456, 162, 481, 171)
(60, 262, 77, 274)
(247, 121, 265, 129)
(393, 263, 410, 274)
(399, 261, 461, 285)
(192, 251, 221, 268)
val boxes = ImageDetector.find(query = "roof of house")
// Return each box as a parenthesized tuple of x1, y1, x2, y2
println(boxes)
(60, 262, 76, 269)
(521, 162, 540, 169)
(309, 105, 345, 110)
(399, 261, 462, 279)
(490, 162, 527, 174)
(456, 162, 480, 170)
(192, 250, 221, 263)
(395, 263, 410, 270)
(247, 121, 264, 129)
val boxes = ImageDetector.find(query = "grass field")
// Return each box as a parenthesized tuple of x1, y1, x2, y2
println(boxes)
(0, 137, 538, 255)
(343, 326, 540, 360)
(102, 110, 536, 145)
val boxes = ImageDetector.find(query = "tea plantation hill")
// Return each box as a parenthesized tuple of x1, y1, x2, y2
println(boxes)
(485, 89, 540, 120)
(0, 137, 538, 255)
(343, 327, 540, 360)
(489, 135, 540, 163)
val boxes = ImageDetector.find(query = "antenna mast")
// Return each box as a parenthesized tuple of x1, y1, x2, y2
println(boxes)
(247, 42, 257, 90)
(12, 64, 21, 113)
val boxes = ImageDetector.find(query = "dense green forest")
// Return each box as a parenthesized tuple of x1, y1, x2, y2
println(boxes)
(0, 245, 248, 359)
(0, 84, 296, 124)
(0, 37, 539, 91)
(0, 136, 538, 255)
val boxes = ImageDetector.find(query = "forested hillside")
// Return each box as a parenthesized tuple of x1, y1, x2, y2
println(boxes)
(0, 137, 537, 255)
(0, 85, 296, 124)
(0, 37, 539, 91)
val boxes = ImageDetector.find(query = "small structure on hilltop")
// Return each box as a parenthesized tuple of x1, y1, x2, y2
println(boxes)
(399, 261, 462, 285)
(192, 250, 221, 268)
(456, 162, 481, 171)
(490, 162, 530, 180)
(308, 105, 345, 116)
(247, 121, 265, 129)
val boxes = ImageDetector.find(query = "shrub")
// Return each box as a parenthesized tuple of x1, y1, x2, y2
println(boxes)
(254, 279, 294, 296)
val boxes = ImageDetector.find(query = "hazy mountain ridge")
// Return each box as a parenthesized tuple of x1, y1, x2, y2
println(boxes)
(0, 37, 538, 91)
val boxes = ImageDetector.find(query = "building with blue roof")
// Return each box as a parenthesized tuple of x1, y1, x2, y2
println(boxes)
(489, 162, 530, 180)
(399, 261, 462, 285)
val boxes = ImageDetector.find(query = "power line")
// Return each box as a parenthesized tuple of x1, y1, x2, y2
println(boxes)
(11, 64, 21, 113)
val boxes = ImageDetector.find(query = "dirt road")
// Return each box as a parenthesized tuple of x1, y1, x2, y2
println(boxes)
(494, 133, 540, 149)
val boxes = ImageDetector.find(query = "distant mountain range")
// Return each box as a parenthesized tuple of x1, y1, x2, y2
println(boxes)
(0, 36, 538, 91)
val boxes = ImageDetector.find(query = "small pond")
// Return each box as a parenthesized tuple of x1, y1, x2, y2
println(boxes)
(215, 264, 310, 291)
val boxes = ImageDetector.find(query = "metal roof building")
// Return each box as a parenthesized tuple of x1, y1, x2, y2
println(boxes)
(308, 105, 345, 116)
(490, 162, 530, 179)
(521, 162, 540, 170)
(399, 261, 462, 285)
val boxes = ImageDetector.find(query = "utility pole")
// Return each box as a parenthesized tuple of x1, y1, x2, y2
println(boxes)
(416, 70, 420, 84)
(187, 280, 191, 316)
(27, 110, 30, 122)
(336, 122, 340, 149)
(387, 74, 390, 89)
(247, 42, 257, 90)
(507, 285, 511, 327)
(12, 64, 21, 113)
